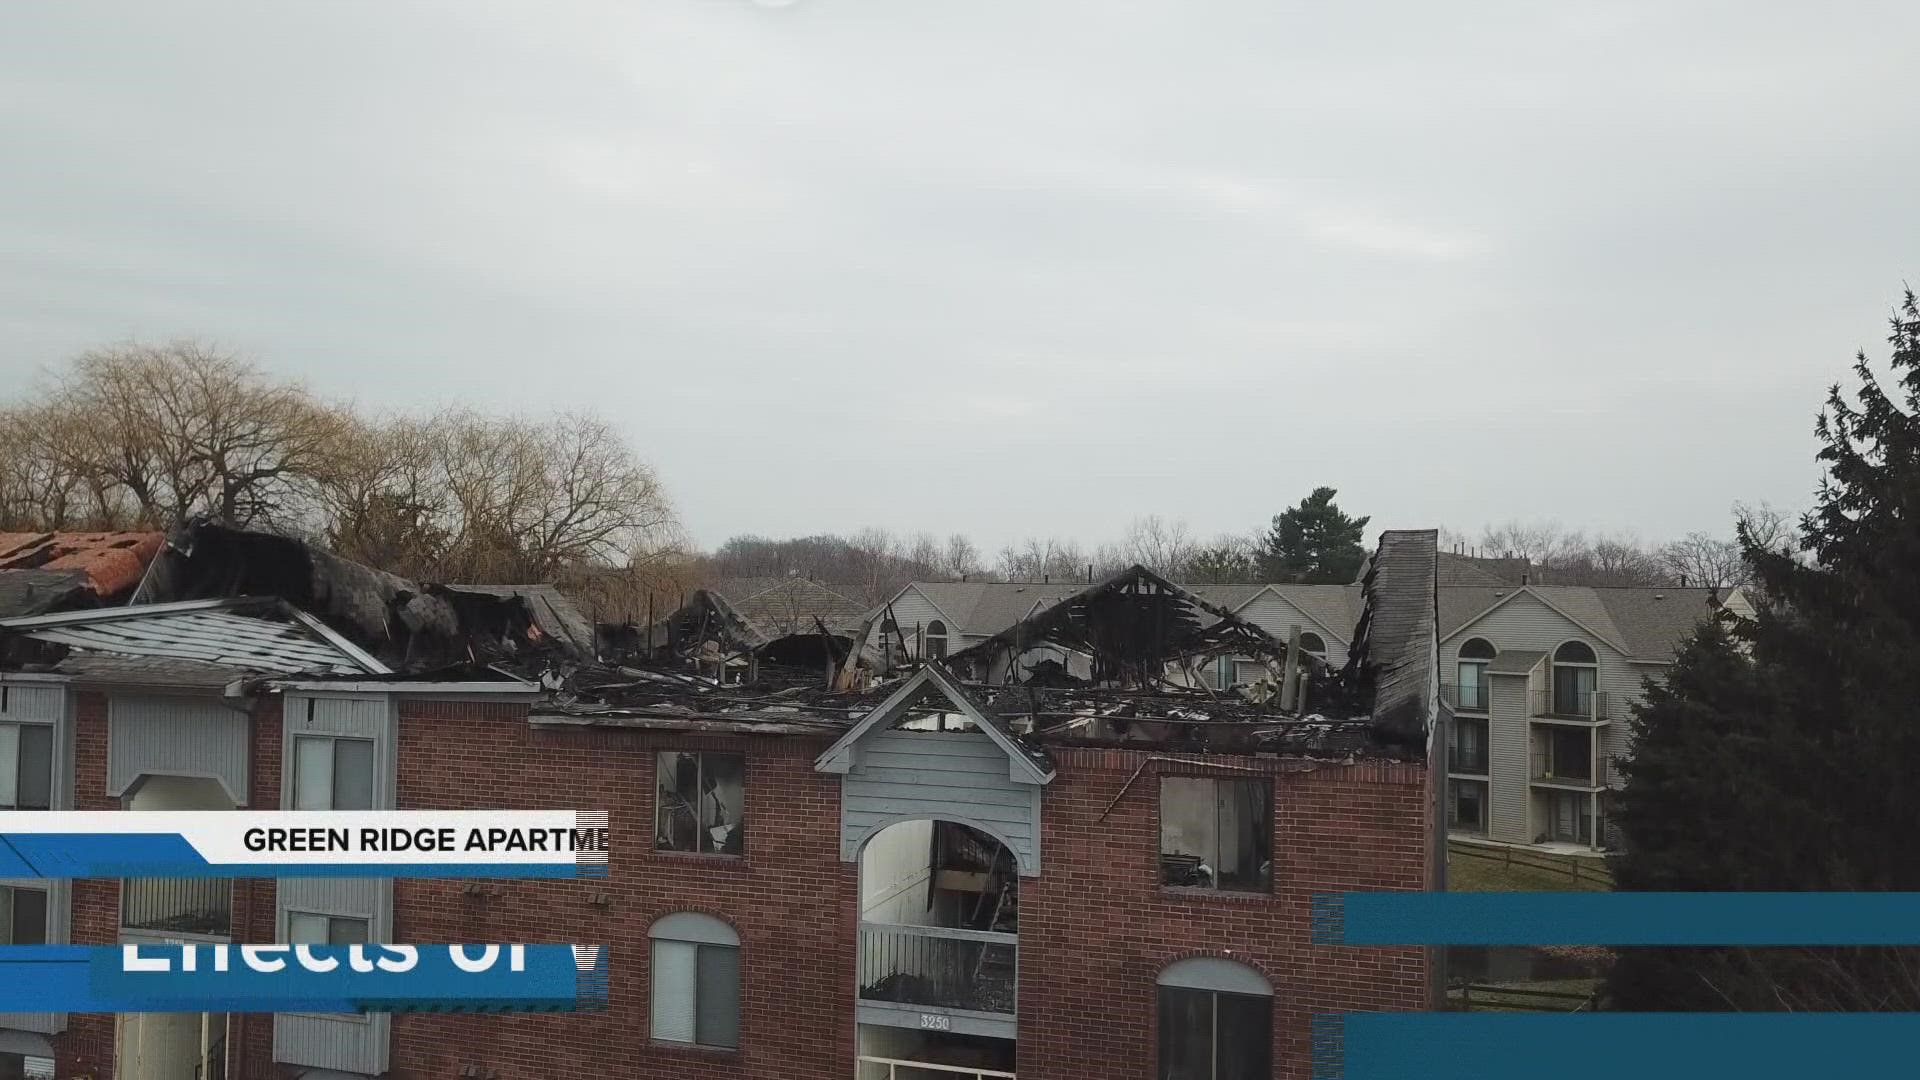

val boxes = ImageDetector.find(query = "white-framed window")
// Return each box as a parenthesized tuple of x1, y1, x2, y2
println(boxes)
(0, 721, 54, 811)
(924, 620, 949, 659)
(1, 884, 49, 945)
(291, 735, 374, 811)
(649, 913, 740, 1049)
(1157, 957, 1273, 1079)
(1297, 631, 1326, 660)
(1551, 640, 1598, 717)
(1159, 776, 1272, 893)
(1456, 637, 1495, 711)
(287, 911, 370, 945)
(655, 752, 745, 855)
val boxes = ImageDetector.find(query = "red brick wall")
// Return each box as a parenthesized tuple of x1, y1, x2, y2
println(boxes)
(50, 690, 284, 1080)
(43, 691, 1434, 1080)
(1018, 749, 1432, 1080)
(383, 703, 856, 1080)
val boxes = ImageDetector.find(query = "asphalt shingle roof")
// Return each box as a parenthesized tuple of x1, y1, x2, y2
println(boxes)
(1437, 585, 1719, 661)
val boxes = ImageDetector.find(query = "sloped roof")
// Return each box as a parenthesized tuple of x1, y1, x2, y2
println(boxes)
(444, 583, 596, 657)
(1488, 648, 1546, 675)
(814, 663, 1054, 785)
(0, 532, 163, 597)
(0, 598, 389, 679)
(1435, 551, 1530, 587)
(891, 581, 1094, 639)
(1438, 585, 1719, 661)
(713, 577, 870, 638)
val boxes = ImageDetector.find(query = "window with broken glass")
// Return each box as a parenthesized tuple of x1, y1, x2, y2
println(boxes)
(1159, 776, 1272, 892)
(655, 751, 746, 856)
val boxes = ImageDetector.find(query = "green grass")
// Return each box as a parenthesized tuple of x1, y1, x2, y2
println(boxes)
(1447, 842, 1612, 892)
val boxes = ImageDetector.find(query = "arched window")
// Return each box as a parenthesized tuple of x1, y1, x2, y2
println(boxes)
(1551, 640, 1599, 718)
(649, 913, 740, 1049)
(1454, 637, 1495, 712)
(924, 620, 949, 660)
(1297, 632, 1326, 659)
(1158, 958, 1272, 1078)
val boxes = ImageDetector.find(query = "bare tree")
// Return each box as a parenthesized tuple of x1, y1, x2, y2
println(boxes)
(996, 537, 1092, 581)
(47, 342, 355, 529)
(325, 409, 676, 584)
(1186, 533, 1261, 583)
(1123, 514, 1199, 578)
(941, 533, 983, 579)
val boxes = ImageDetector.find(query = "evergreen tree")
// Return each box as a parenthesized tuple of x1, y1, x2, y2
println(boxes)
(1258, 487, 1369, 583)
(1609, 289, 1920, 1010)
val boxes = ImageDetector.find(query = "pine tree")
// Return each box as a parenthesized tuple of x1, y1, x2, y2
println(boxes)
(1258, 487, 1369, 583)
(1609, 289, 1920, 1010)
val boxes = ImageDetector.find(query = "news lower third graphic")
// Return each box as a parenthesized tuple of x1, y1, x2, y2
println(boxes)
(1311, 891, 1920, 1080)
(0, 809, 610, 878)
(0, 944, 610, 1013)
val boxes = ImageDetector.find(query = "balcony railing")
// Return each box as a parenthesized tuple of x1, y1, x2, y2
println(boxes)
(122, 877, 231, 936)
(858, 922, 1016, 1017)
(1530, 688, 1609, 723)
(858, 1058, 1015, 1080)
(1441, 681, 1490, 712)
(1448, 743, 1489, 776)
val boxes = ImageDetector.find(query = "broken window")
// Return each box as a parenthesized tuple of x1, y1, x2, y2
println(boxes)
(1157, 958, 1272, 1080)
(655, 751, 746, 855)
(924, 620, 949, 659)
(0, 722, 54, 811)
(1159, 776, 1271, 892)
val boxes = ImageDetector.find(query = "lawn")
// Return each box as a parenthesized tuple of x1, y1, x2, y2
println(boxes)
(1447, 841, 1612, 892)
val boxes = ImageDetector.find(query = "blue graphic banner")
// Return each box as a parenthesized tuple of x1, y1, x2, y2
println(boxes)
(0, 945, 608, 1013)
(1311, 891, 1920, 945)
(1313, 1012, 1920, 1080)
(0, 810, 609, 878)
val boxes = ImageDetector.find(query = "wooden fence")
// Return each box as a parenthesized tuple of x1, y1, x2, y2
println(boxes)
(1449, 840, 1610, 887)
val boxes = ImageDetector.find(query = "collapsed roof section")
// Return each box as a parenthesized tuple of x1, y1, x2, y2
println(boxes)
(1337, 529, 1440, 748)
(0, 597, 389, 689)
(946, 564, 1297, 687)
(640, 578, 876, 680)
(132, 521, 591, 672)
(0, 531, 165, 617)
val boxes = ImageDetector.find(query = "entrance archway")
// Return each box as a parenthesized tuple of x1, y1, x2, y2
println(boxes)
(856, 819, 1019, 1080)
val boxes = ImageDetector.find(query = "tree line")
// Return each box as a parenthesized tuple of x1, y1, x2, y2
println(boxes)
(0, 342, 681, 596)
(701, 488, 1788, 606)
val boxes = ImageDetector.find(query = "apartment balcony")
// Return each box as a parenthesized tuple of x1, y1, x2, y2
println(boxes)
(858, 923, 1017, 1018)
(1441, 681, 1490, 713)
(1529, 688, 1610, 724)
(122, 877, 231, 937)
(1447, 743, 1489, 776)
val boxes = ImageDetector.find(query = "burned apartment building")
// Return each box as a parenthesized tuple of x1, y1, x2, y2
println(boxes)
(0, 522, 1443, 1080)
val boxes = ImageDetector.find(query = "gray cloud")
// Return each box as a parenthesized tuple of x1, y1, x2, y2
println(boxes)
(3, 1, 1913, 550)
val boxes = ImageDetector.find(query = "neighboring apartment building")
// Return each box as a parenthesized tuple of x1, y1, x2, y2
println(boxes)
(871, 551, 1729, 855)
(1436, 582, 1728, 852)
(0, 530, 1443, 1080)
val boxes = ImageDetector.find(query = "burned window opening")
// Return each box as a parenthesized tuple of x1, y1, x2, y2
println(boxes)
(1159, 775, 1273, 893)
(655, 751, 745, 856)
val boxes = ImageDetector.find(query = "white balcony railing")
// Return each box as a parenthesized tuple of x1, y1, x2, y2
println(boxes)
(857, 1057, 1015, 1080)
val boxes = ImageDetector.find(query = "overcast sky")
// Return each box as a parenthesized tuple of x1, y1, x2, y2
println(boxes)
(3, 2, 1914, 553)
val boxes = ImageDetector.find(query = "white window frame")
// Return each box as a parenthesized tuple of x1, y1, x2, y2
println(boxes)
(290, 734, 376, 811)
(0, 719, 56, 812)
(648, 913, 741, 1050)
